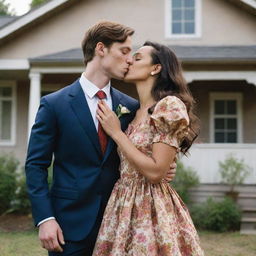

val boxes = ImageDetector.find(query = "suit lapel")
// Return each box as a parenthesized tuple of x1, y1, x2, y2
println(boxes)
(102, 87, 126, 163)
(69, 80, 102, 157)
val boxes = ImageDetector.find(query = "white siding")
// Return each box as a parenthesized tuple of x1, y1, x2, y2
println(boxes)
(181, 143, 256, 184)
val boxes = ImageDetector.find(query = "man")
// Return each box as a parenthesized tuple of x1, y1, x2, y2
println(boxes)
(25, 21, 176, 256)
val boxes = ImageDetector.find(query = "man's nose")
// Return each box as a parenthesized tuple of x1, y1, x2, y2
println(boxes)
(126, 55, 133, 65)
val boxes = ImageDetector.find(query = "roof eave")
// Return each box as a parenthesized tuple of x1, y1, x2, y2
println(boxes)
(227, 0, 256, 15)
(29, 58, 256, 66)
(0, 0, 75, 41)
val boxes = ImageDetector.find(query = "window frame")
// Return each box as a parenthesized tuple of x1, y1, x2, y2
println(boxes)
(0, 81, 16, 146)
(165, 0, 202, 39)
(210, 92, 243, 144)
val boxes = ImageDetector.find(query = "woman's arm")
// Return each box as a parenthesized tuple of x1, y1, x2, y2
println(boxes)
(97, 100, 177, 184)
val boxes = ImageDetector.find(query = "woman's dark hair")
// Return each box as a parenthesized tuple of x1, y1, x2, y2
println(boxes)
(144, 41, 199, 154)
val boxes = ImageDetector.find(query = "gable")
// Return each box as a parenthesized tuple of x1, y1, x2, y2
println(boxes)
(0, 0, 255, 60)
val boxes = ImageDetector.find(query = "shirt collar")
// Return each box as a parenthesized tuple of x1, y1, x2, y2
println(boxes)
(79, 73, 111, 99)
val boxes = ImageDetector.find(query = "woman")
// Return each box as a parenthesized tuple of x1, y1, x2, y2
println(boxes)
(93, 42, 204, 256)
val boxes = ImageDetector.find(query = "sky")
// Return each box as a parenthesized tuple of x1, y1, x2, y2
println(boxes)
(6, 0, 31, 16)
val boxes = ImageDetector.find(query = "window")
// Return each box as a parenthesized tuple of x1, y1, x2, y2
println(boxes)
(0, 83, 16, 145)
(165, 0, 201, 38)
(210, 93, 242, 143)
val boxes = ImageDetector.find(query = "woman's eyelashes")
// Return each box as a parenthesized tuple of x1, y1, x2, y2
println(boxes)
(133, 52, 142, 61)
(133, 55, 141, 61)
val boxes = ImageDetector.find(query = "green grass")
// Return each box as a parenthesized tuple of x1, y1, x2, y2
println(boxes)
(199, 231, 256, 256)
(0, 230, 255, 256)
(0, 230, 46, 256)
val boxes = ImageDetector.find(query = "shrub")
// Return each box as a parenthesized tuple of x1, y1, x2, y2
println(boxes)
(219, 153, 251, 192)
(190, 197, 241, 232)
(171, 161, 200, 204)
(0, 154, 19, 214)
(10, 174, 31, 214)
(10, 163, 53, 214)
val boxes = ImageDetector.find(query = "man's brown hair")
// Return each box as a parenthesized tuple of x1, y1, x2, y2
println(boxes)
(81, 21, 134, 66)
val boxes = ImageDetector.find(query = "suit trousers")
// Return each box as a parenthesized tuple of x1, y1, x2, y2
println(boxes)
(48, 201, 105, 256)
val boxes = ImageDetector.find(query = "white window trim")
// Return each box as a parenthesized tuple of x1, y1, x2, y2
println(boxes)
(165, 0, 202, 39)
(210, 93, 243, 144)
(0, 81, 17, 146)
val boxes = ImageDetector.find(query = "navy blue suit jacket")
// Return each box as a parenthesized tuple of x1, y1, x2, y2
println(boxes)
(25, 79, 139, 241)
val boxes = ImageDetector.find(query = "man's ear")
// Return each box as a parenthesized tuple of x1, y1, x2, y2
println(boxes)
(95, 42, 106, 57)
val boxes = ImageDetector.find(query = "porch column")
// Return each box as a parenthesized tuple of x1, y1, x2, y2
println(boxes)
(247, 74, 256, 86)
(28, 72, 41, 140)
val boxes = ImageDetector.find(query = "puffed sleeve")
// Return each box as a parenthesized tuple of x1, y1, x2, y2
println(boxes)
(150, 96, 189, 149)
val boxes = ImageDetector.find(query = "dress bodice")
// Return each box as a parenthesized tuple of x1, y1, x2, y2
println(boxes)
(117, 95, 189, 183)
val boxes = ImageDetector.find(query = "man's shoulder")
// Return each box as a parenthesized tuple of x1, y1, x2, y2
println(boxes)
(42, 79, 79, 103)
(112, 87, 139, 108)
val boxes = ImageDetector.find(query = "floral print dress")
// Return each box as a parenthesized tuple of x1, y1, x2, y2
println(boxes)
(92, 96, 204, 256)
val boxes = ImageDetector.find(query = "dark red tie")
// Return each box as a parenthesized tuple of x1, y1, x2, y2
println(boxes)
(96, 90, 108, 155)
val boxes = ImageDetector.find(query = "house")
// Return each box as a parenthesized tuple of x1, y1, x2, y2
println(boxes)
(0, 0, 255, 216)
(0, 0, 255, 233)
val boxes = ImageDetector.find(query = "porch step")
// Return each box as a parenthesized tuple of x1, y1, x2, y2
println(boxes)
(237, 194, 256, 208)
(240, 217, 256, 234)
(190, 184, 256, 194)
(190, 191, 224, 203)
(241, 217, 256, 222)
(242, 208, 256, 218)
(189, 184, 256, 205)
(239, 193, 256, 198)
(240, 230, 256, 235)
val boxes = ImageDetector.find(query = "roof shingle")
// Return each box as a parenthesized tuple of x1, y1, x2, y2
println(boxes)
(30, 45, 256, 63)
(0, 16, 17, 29)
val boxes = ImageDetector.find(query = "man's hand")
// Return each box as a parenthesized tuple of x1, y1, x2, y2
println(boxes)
(165, 162, 177, 182)
(39, 219, 65, 252)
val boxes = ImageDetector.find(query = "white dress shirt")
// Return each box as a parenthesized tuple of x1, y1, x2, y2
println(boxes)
(79, 73, 112, 130)
(37, 73, 112, 227)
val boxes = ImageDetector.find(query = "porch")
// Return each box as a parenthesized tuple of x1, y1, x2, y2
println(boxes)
(181, 143, 256, 184)
(0, 46, 256, 169)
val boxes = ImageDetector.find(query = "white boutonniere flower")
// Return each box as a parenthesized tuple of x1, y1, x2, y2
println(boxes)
(116, 104, 131, 118)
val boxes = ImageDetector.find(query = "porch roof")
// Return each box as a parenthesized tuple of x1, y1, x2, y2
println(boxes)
(30, 45, 256, 64)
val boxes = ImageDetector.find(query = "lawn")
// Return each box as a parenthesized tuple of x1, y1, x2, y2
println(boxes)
(0, 230, 45, 256)
(0, 215, 255, 256)
(200, 231, 256, 256)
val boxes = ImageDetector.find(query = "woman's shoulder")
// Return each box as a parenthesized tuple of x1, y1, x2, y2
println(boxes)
(150, 95, 189, 146)
(154, 95, 187, 113)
